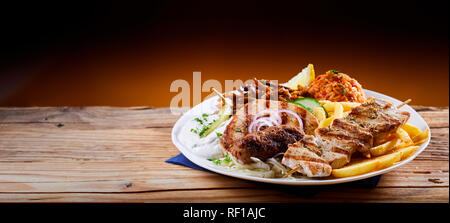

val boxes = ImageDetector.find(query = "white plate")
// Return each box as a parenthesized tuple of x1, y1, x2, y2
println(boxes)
(171, 90, 431, 185)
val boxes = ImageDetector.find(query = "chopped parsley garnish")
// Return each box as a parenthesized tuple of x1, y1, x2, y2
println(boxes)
(338, 84, 345, 88)
(208, 158, 221, 165)
(330, 75, 337, 80)
(330, 70, 340, 74)
(191, 115, 216, 137)
(194, 117, 203, 124)
(208, 155, 232, 165)
(223, 155, 232, 163)
(198, 119, 215, 137)
(235, 128, 242, 132)
(198, 124, 210, 137)
(216, 132, 223, 138)
(342, 89, 347, 94)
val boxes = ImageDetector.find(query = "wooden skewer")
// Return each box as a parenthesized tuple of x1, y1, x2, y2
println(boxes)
(212, 88, 232, 106)
(282, 165, 303, 178)
(212, 88, 225, 99)
(397, 99, 412, 109)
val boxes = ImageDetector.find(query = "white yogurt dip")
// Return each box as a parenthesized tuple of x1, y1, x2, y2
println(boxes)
(178, 98, 232, 159)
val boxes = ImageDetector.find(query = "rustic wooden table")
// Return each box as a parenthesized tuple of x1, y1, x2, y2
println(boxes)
(0, 106, 448, 202)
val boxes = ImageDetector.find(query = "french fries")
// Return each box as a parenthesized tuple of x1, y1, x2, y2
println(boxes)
(396, 146, 419, 160)
(399, 123, 429, 146)
(339, 102, 361, 111)
(370, 123, 427, 157)
(370, 138, 401, 157)
(319, 116, 334, 128)
(332, 158, 379, 178)
(412, 129, 430, 145)
(317, 102, 350, 128)
(395, 128, 414, 148)
(322, 102, 335, 112)
(313, 107, 327, 123)
(401, 123, 422, 139)
(334, 102, 344, 119)
(412, 128, 429, 142)
(320, 101, 360, 113)
(332, 146, 419, 178)
(376, 151, 402, 169)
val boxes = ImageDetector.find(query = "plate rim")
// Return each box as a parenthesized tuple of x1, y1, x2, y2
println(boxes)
(171, 89, 431, 185)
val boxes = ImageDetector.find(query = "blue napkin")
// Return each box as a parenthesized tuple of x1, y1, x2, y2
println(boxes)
(166, 153, 211, 172)
(166, 153, 381, 190)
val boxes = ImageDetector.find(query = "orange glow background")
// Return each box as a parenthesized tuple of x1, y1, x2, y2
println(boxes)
(0, 2, 448, 107)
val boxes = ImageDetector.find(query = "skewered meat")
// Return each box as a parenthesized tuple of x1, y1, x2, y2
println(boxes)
(282, 98, 410, 177)
(345, 98, 410, 142)
(220, 99, 319, 164)
(282, 139, 332, 177)
(316, 118, 373, 157)
(223, 78, 307, 114)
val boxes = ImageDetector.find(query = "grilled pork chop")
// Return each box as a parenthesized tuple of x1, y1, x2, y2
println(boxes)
(345, 98, 410, 142)
(282, 98, 410, 177)
(282, 140, 332, 177)
(220, 99, 319, 164)
(316, 118, 373, 157)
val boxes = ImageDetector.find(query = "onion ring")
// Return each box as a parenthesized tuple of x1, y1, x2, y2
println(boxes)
(248, 109, 304, 133)
(278, 109, 304, 131)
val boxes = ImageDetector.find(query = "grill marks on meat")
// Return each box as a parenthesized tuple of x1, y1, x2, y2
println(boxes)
(303, 135, 353, 169)
(283, 140, 332, 177)
(345, 98, 410, 142)
(316, 118, 373, 157)
(220, 99, 318, 164)
(236, 126, 304, 164)
(282, 135, 349, 177)
(282, 98, 410, 177)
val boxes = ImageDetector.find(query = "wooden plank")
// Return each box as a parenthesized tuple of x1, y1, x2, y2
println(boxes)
(418, 111, 449, 128)
(0, 187, 447, 203)
(415, 127, 448, 161)
(0, 107, 183, 128)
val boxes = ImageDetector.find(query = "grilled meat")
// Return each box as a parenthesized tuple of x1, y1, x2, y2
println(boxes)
(345, 98, 410, 142)
(282, 98, 410, 177)
(302, 135, 353, 168)
(235, 126, 304, 164)
(282, 139, 332, 177)
(220, 99, 319, 164)
(316, 118, 373, 157)
(222, 78, 307, 114)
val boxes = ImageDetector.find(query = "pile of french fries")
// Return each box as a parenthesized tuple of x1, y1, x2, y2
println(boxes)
(315, 100, 360, 128)
(316, 100, 430, 178)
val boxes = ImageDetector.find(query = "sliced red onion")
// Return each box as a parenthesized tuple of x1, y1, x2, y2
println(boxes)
(277, 109, 304, 131)
(256, 117, 276, 132)
(247, 109, 304, 133)
(248, 117, 277, 133)
(254, 109, 282, 125)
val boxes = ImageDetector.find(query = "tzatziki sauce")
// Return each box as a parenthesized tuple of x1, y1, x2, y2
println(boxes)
(178, 99, 232, 159)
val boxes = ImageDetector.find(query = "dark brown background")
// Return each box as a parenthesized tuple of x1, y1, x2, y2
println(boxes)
(0, 1, 448, 107)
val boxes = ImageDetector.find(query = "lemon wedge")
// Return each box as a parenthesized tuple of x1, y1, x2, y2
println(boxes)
(284, 64, 315, 90)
